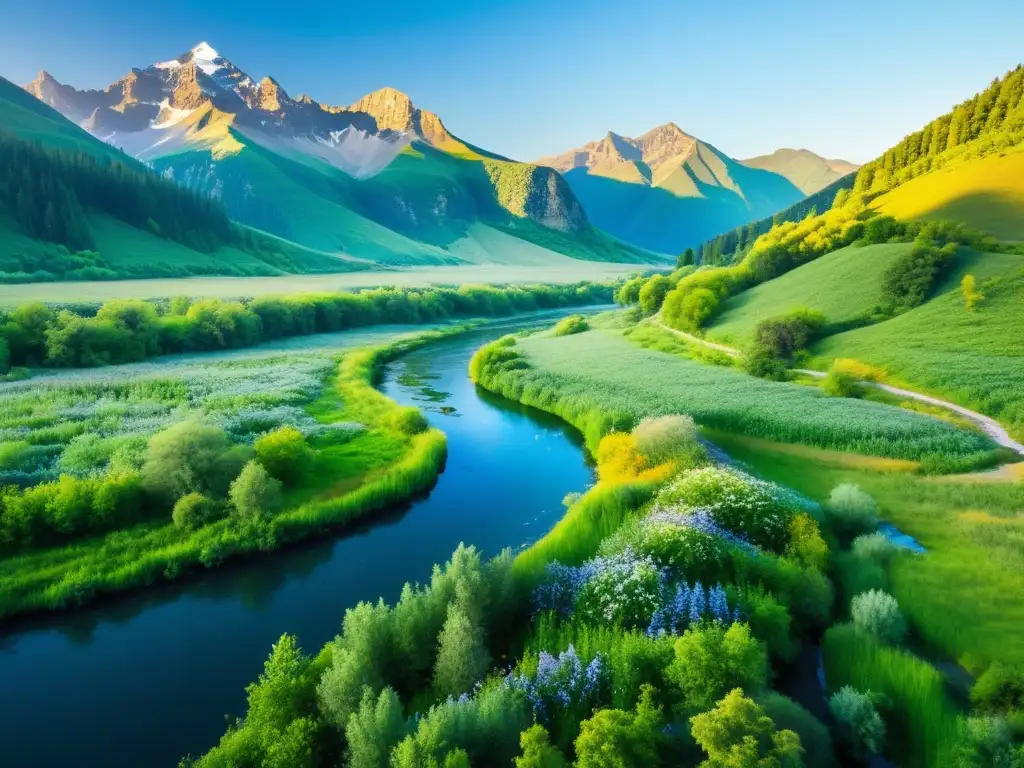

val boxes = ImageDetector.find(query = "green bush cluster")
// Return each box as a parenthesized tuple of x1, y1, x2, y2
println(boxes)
(551, 314, 589, 336)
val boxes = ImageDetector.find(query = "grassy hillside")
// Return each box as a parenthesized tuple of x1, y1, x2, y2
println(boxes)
(815, 265, 1024, 439)
(0, 76, 125, 159)
(871, 149, 1024, 241)
(708, 243, 913, 344)
(156, 132, 663, 268)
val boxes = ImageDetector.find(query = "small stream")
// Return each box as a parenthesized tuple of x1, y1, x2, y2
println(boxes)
(0, 315, 595, 768)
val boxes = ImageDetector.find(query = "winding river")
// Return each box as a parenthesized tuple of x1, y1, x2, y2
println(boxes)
(0, 316, 595, 768)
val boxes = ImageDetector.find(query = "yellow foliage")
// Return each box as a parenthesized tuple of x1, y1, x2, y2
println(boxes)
(961, 274, 985, 312)
(596, 433, 648, 483)
(831, 358, 886, 382)
(637, 461, 677, 483)
(785, 513, 829, 571)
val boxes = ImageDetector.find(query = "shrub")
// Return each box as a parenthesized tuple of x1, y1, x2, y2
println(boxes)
(828, 686, 885, 761)
(552, 315, 589, 337)
(851, 589, 907, 644)
(515, 724, 568, 768)
(961, 273, 985, 312)
(824, 484, 878, 544)
(172, 493, 220, 531)
(970, 663, 1024, 714)
(574, 684, 663, 768)
(743, 347, 790, 380)
(229, 460, 283, 520)
(638, 275, 671, 315)
(880, 239, 958, 314)
(142, 421, 245, 500)
(851, 533, 897, 566)
(656, 466, 795, 551)
(753, 308, 826, 361)
(389, 406, 429, 436)
(952, 715, 1019, 767)
(666, 287, 719, 332)
(254, 426, 313, 486)
(690, 688, 804, 767)
(758, 693, 836, 768)
(821, 367, 863, 398)
(785, 514, 829, 571)
(668, 623, 768, 710)
(595, 433, 646, 482)
(631, 414, 700, 466)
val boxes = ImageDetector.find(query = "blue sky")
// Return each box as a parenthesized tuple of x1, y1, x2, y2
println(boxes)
(2, 0, 1022, 163)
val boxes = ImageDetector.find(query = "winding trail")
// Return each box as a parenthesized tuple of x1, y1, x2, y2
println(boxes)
(654, 321, 1024, 456)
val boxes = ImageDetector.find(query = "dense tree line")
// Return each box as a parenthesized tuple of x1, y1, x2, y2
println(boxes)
(695, 174, 857, 266)
(854, 65, 1024, 195)
(0, 282, 613, 371)
(0, 131, 232, 254)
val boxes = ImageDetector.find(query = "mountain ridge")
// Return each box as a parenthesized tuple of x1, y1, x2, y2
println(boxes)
(534, 123, 807, 253)
(18, 42, 666, 267)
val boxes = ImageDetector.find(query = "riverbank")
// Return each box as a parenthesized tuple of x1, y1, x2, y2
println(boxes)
(0, 315, 596, 768)
(0, 328, 455, 621)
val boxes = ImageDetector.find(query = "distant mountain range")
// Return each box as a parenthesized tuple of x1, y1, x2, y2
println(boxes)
(21, 42, 661, 267)
(739, 148, 859, 196)
(535, 127, 856, 254)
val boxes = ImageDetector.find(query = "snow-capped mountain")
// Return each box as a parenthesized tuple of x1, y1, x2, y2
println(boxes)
(23, 42, 462, 177)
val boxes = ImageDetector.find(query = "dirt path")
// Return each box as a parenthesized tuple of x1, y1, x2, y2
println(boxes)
(654, 321, 1024, 457)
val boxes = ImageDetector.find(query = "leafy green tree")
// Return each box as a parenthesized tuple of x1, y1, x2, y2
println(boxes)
(142, 421, 241, 500)
(515, 724, 568, 768)
(172, 493, 220, 531)
(638, 275, 671, 315)
(690, 688, 804, 768)
(0, 336, 9, 374)
(678, 247, 696, 268)
(433, 604, 491, 697)
(669, 624, 768, 710)
(254, 426, 313, 486)
(229, 460, 283, 520)
(318, 600, 394, 730)
(346, 687, 409, 768)
(823, 484, 878, 545)
(575, 684, 664, 768)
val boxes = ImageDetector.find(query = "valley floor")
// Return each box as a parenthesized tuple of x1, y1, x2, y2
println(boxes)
(0, 263, 648, 307)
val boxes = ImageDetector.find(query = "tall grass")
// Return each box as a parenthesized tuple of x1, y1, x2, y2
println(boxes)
(822, 623, 960, 768)
(471, 330, 994, 462)
(715, 430, 1024, 671)
(512, 481, 658, 587)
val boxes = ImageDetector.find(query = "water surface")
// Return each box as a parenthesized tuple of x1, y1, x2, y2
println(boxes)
(0, 315, 594, 768)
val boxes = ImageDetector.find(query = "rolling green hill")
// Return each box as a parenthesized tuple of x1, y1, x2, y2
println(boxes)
(815, 264, 1024, 439)
(707, 243, 914, 344)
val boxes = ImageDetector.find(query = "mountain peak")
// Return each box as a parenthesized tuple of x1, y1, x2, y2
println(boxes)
(348, 86, 449, 144)
(256, 76, 289, 111)
(191, 41, 220, 60)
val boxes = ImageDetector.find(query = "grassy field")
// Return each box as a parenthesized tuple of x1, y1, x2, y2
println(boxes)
(708, 243, 912, 344)
(0, 325, 451, 618)
(715, 432, 1024, 672)
(479, 328, 993, 462)
(815, 265, 1024, 440)
(0, 263, 644, 307)
(871, 149, 1024, 241)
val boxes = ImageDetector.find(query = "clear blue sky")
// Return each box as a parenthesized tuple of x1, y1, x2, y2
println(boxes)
(2, 0, 1022, 163)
